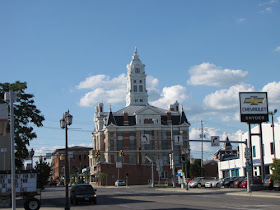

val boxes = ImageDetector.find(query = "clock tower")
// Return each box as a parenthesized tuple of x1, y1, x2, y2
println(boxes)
(126, 47, 149, 106)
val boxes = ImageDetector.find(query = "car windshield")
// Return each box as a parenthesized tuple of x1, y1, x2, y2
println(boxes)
(76, 185, 94, 193)
(193, 178, 200, 181)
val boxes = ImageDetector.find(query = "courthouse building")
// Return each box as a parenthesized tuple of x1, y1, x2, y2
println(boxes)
(89, 48, 191, 186)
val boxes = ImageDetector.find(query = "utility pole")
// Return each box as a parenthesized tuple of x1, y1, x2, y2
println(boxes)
(200, 120, 204, 177)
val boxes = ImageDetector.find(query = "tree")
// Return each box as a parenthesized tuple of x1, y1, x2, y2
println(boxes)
(99, 173, 107, 186)
(0, 81, 45, 168)
(190, 159, 204, 178)
(271, 159, 280, 184)
(35, 159, 51, 189)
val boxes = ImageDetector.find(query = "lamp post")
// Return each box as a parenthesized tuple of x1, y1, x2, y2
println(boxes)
(30, 148, 35, 169)
(145, 155, 154, 187)
(170, 124, 176, 188)
(269, 109, 277, 159)
(60, 110, 73, 210)
(4, 90, 16, 210)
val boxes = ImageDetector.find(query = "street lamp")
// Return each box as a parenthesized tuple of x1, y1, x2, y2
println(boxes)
(60, 110, 73, 210)
(30, 148, 35, 169)
(145, 155, 154, 187)
(269, 109, 277, 159)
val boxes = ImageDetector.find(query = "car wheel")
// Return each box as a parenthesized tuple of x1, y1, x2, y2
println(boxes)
(197, 183, 201, 188)
(24, 198, 41, 210)
(230, 183, 234, 188)
(238, 183, 242, 188)
(216, 183, 221, 188)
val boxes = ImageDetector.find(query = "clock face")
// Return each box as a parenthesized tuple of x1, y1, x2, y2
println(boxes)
(135, 68, 140, 73)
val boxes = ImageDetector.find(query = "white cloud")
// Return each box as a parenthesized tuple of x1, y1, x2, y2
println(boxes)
(203, 84, 255, 111)
(77, 74, 165, 107)
(274, 46, 280, 52)
(150, 85, 188, 109)
(187, 63, 248, 87)
(265, 7, 273, 12)
(77, 74, 126, 90)
(237, 18, 246, 23)
(262, 81, 280, 108)
(146, 75, 161, 101)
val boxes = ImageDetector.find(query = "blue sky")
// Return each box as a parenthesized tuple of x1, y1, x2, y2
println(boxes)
(1, 0, 280, 161)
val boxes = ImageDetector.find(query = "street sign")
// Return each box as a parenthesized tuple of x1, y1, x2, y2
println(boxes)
(141, 134, 150, 144)
(0, 148, 7, 152)
(211, 136, 220, 146)
(246, 161, 252, 172)
(174, 135, 183, 146)
(181, 148, 189, 154)
(244, 148, 251, 160)
(116, 162, 122, 168)
(239, 92, 268, 123)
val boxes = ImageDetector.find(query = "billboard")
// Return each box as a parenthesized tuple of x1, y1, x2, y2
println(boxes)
(239, 92, 268, 123)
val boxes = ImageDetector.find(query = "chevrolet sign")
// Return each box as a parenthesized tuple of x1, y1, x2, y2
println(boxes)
(239, 92, 268, 123)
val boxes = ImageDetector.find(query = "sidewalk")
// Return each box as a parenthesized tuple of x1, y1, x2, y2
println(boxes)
(155, 186, 280, 199)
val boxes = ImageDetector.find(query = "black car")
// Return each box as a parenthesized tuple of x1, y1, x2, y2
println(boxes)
(224, 177, 239, 188)
(70, 184, 97, 205)
(216, 177, 231, 188)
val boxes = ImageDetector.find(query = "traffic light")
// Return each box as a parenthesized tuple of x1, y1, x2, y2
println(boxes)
(95, 150, 100, 158)
(180, 155, 186, 163)
(119, 150, 124, 157)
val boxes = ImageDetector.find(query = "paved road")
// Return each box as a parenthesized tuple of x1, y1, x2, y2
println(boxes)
(5, 185, 280, 210)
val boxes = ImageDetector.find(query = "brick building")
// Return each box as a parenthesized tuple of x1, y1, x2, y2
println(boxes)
(52, 146, 92, 181)
(89, 48, 191, 186)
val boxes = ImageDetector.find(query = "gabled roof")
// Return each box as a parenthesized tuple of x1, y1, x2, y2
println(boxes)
(179, 109, 189, 125)
(106, 109, 117, 126)
(115, 105, 179, 116)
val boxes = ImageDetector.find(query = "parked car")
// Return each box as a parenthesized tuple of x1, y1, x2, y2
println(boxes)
(216, 177, 231, 188)
(70, 184, 97, 205)
(58, 180, 64, 186)
(115, 180, 126, 186)
(241, 176, 262, 188)
(205, 178, 222, 188)
(189, 177, 215, 188)
(224, 177, 239, 188)
(233, 177, 246, 188)
(264, 175, 273, 190)
(48, 180, 57, 187)
(273, 181, 280, 191)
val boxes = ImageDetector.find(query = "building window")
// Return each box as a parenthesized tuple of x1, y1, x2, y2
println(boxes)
(270, 142, 274, 155)
(79, 155, 81, 161)
(174, 155, 179, 165)
(130, 156, 136, 164)
(134, 85, 137, 92)
(253, 146, 256, 157)
(110, 137, 114, 150)
(130, 139, 135, 150)
(118, 140, 123, 150)
(162, 155, 168, 165)
(140, 99, 143, 102)
(134, 80, 136, 83)
(139, 85, 143, 92)
(135, 68, 140, 73)
(84, 154, 86, 161)
(161, 171, 168, 179)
